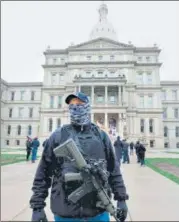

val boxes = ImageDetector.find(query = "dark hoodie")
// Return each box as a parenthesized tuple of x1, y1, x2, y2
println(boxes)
(30, 124, 128, 218)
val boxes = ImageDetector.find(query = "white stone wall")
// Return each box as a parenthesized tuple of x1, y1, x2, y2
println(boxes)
(1, 83, 42, 148)
(161, 82, 179, 149)
(1, 39, 178, 150)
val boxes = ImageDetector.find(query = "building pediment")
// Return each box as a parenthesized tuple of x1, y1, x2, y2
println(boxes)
(68, 38, 134, 50)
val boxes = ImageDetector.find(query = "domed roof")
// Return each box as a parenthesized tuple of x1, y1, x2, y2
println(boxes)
(89, 2, 118, 41)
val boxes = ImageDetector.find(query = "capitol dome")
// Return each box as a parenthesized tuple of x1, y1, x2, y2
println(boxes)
(89, 2, 118, 41)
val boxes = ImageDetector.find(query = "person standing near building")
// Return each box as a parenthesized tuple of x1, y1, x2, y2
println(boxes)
(138, 142, 146, 166)
(122, 139, 130, 164)
(114, 136, 123, 164)
(26, 136, 32, 161)
(30, 92, 128, 222)
(31, 137, 40, 163)
(129, 142, 134, 155)
(135, 141, 141, 163)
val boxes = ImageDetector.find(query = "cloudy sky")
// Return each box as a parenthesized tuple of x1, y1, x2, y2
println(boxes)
(1, 1, 179, 82)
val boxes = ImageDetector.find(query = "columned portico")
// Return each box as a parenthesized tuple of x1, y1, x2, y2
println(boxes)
(80, 85, 127, 106)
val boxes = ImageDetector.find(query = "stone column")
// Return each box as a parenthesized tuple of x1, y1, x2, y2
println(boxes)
(91, 113, 94, 123)
(123, 86, 126, 105)
(78, 85, 81, 92)
(118, 86, 121, 105)
(91, 86, 94, 105)
(105, 86, 108, 104)
(105, 113, 108, 129)
(118, 113, 121, 136)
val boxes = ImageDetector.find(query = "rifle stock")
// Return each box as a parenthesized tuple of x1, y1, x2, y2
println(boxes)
(53, 138, 119, 221)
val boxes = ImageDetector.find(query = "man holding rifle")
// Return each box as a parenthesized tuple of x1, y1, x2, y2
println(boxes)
(30, 92, 129, 222)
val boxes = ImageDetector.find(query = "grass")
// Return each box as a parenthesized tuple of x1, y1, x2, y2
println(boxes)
(164, 151, 179, 155)
(1, 153, 27, 166)
(146, 158, 179, 185)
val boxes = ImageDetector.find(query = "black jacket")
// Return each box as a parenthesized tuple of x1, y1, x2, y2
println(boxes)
(30, 124, 128, 218)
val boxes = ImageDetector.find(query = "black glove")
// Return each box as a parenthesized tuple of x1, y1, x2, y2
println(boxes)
(32, 209, 48, 222)
(116, 201, 128, 222)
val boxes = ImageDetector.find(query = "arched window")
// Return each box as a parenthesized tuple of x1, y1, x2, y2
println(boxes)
(7, 125, 11, 135)
(28, 125, 32, 136)
(49, 118, 53, 132)
(140, 119, 144, 133)
(17, 125, 21, 135)
(149, 119, 154, 133)
(164, 126, 168, 137)
(57, 118, 61, 128)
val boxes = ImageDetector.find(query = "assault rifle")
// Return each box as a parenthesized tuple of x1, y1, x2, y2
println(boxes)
(53, 138, 120, 221)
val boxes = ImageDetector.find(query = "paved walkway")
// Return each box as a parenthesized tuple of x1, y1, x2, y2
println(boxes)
(1, 154, 179, 221)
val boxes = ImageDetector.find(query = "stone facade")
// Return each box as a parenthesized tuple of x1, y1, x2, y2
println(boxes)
(1, 2, 179, 149)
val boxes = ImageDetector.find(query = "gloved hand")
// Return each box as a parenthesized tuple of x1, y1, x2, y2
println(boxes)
(116, 200, 128, 222)
(32, 209, 48, 222)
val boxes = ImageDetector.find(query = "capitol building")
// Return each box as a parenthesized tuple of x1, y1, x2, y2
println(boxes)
(1, 2, 179, 149)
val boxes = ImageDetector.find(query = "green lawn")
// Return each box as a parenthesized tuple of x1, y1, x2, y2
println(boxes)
(1, 153, 27, 166)
(164, 151, 179, 155)
(146, 158, 179, 185)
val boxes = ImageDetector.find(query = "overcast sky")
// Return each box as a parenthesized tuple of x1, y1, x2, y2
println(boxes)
(1, 1, 179, 82)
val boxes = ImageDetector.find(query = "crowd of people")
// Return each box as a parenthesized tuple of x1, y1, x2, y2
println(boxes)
(25, 136, 40, 163)
(113, 136, 146, 166)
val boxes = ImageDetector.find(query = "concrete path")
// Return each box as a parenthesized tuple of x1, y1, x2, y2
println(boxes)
(1, 154, 179, 221)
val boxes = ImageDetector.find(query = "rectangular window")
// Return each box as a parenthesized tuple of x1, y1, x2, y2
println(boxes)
(20, 91, 25, 100)
(150, 140, 155, 148)
(149, 119, 154, 133)
(148, 95, 153, 108)
(98, 55, 103, 60)
(109, 96, 115, 103)
(110, 55, 115, 61)
(138, 56, 142, 62)
(139, 95, 144, 108)
(86, 71, 91, 77)
(174, 108, 179, 118)
(16, 140, 20, 146)
(6, 140, 10, 145)
(53, 58, 57, 64)
(59, 73, 64, 81)
(97, 95, 104, 103)
(137, 73, 143, 84)
(140, 119, 145, 133)
(7, 125, 11, 135)
(164, 126, 168, 137)
(29, 108, 33, 118)
(11, 91, 15, 101)
(58, 96, 62, 108)
(9, 108, 13, 118)
(51, 72, 57, 85)
(176, 127, 179, 137)
(50, 95, 54, 108)
(146, 56, 151, 62)
(87, 96, 91, 102)
(163, 108, 167, 119)
(86, 56, 91, 61)
(61, 58, 65, 63)
(176, 142, 179, 148)
(164, 142, 169, 148)
(147, 73, 152, 84)
(110, 71, 115, 76)
(97, 71, 103, 77)
(162, 91, 166, 100)
(18, 108, 23, 118)
(31, 91, 35, 101)
(172, 90, 177, 100)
